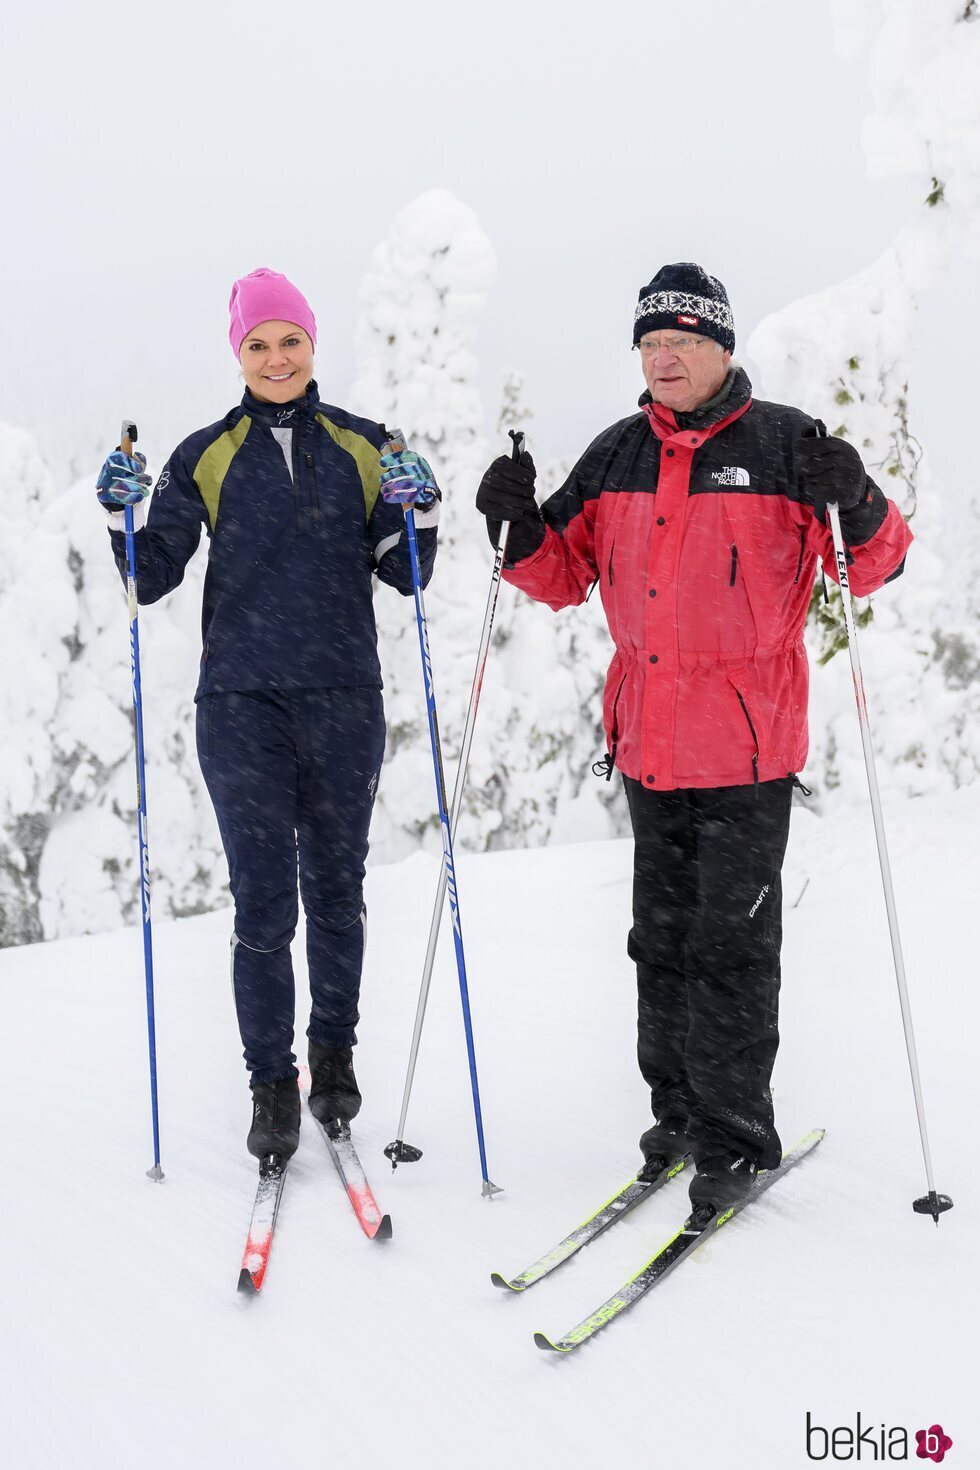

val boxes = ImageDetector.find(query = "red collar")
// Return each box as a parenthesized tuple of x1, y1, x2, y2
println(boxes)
(642, 395, 752, 443)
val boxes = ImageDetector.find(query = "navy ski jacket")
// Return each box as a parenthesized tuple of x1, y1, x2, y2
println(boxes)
(108, 382, 437, 699)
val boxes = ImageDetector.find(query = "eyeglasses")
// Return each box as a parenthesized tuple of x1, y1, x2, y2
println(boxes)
(634, 334, 709, 356)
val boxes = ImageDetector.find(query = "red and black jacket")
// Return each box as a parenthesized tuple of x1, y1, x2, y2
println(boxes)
(504, 370, 913, 791)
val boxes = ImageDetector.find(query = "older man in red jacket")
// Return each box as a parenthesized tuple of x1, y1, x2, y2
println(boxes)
(476, 262, 912, 1215)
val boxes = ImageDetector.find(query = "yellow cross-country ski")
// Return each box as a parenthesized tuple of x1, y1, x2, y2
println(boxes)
(534, 1129, 825, 1353)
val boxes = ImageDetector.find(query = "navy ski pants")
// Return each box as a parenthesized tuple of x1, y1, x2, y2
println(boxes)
(197, 687, 386, 1086)
(624, 775, 794, 1171)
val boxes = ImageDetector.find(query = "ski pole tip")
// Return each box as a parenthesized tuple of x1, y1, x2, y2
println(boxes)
(912, 1190, 953, 1223)
(146, 1164, 165, 1182)
(384, 1139, 423, 1166)
(482, 1179, 504, 1200)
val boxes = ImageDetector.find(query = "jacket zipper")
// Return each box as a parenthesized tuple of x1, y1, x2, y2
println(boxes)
(289, 429, 304, 529)
(594, 670, 628, 781)
(729, 544, 739, 587)
(305, 452, 319, 523)
(734, 688, 760, 789)
(794, 527, 805, 584)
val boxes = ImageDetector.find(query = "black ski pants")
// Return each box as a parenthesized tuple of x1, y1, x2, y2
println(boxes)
(197, 687, 385, 1086)
(624, 775, 794, 1171)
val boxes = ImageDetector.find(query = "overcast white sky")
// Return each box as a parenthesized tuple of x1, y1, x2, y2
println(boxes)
(0, 0, 968, 491)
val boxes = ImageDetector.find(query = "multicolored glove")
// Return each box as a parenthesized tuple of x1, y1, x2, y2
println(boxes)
(379, 449, 440, 507)
(96, 450, 153, 508)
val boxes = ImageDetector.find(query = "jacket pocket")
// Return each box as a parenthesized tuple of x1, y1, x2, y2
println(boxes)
(597, 661, 629, 781)
(207, 693, 218, 760)
(720, 500, 744, 600)
(196, 694, 217, 764)
(726, 671, 761, 787)
(601, 493, 629, 589)
(718, 497, 764, 649)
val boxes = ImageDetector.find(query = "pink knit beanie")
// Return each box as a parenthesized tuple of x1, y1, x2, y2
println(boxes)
(228, 268, 317, 358)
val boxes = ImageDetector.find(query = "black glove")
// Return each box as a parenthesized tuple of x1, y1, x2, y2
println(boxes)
(797, 424, 888, 545)
(797, 426, 869, 520)
(475, 450, 545, 562)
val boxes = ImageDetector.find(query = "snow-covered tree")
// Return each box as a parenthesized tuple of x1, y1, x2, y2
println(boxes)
(0, 425, 55, 942)
(496, 369, 533, 441)
(350, 190, 624, 862)
(748, 0, 980, 800)
(0, 191, 623, 948)
(0, 439, 227, 945)
(347, 188, 499, 856)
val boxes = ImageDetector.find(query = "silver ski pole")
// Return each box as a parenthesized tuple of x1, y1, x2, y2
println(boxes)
(385, 430, 524, 1173)
(819, 424, 951, 1223)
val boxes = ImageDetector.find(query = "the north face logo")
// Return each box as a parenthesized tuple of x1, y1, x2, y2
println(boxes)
(710, 466, 750, 487)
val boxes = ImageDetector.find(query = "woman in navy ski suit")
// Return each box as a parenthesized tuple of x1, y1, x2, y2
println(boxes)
(98, 268, 439, 1159)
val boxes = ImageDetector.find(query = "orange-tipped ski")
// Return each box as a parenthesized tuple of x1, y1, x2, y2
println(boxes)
(298, 1071, 391, 1240)
(237, 1158, 288, 1294)
(314, 1116, 392, 1241)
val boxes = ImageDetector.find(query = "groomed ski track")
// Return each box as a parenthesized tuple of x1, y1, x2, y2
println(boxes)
(0, 795, 972, 1469)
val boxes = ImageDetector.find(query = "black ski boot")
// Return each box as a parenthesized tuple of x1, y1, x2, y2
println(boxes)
(308, 1041, 362, 1125)
(637, 1117, 689, 1184)
(247, 1077, 301, 1161)
(688, 1151, 759, 1215)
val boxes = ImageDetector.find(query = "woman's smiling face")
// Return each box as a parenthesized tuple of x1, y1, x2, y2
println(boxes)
(239, 320, 314, 403)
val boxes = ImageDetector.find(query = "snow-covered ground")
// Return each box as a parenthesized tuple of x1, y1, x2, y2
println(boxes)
(0, 787, 974, 1469)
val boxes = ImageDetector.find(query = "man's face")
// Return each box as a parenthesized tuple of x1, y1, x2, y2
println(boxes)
(638, 330, 731, 414)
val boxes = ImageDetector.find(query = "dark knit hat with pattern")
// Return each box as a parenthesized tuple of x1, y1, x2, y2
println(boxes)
(633, 262, 735, 352)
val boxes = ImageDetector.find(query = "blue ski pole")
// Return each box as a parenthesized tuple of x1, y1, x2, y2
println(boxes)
(383, 428, 501, 1198)
(119, 419, 164, 1182)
